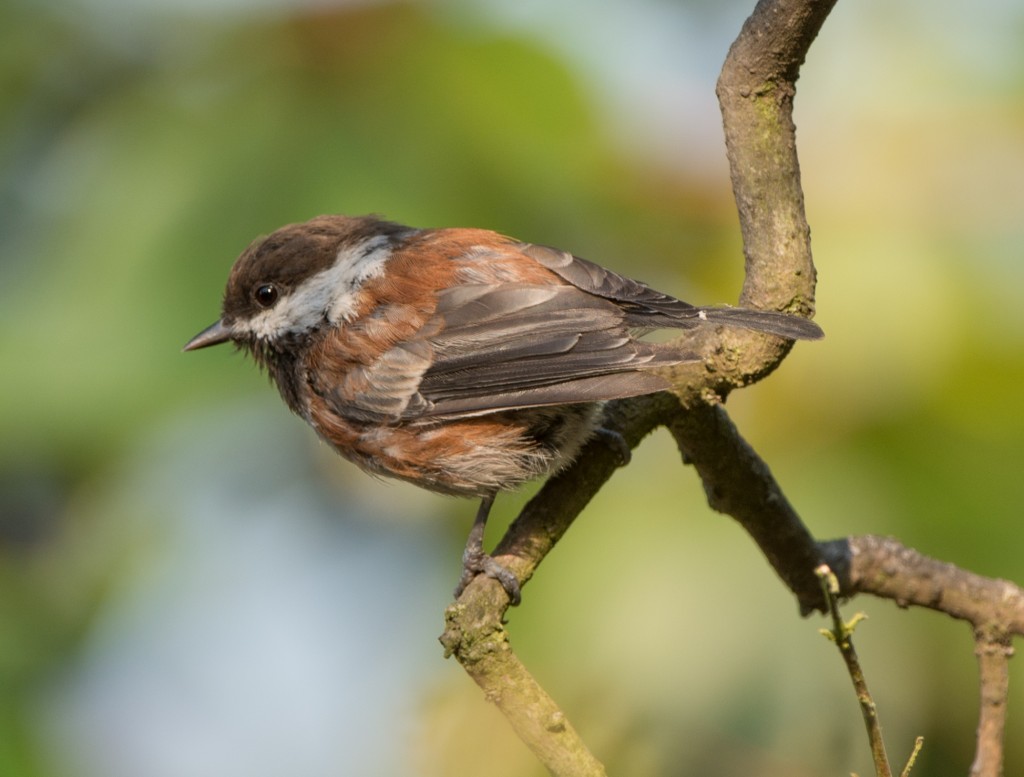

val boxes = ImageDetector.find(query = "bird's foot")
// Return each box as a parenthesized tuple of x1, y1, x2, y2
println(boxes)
(453, 494, 521, 605)
(595, 426, 631, 466)
(454, 548, 521, 606)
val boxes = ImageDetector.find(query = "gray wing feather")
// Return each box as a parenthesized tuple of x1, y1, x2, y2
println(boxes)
(411, 283, 686, 418)
(416, 372, 673, 418)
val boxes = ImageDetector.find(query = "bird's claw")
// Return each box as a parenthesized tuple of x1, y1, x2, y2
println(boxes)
(455, 549, 522, 606)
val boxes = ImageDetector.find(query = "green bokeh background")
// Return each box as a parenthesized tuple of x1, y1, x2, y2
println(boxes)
(2, 1, 1022, 775)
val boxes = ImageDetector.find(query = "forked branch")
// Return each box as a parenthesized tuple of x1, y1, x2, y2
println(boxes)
(441, 1, 1020, 775)
(442, 1, 835, 773)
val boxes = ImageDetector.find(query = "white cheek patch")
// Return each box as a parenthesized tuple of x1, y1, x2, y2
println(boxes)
(240, 237, 393, 341)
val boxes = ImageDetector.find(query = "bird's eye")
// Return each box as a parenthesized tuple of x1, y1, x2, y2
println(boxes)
(254, 284, 279, 308)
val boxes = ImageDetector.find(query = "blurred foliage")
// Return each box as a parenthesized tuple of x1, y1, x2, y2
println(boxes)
(1, 0, 1023, 776)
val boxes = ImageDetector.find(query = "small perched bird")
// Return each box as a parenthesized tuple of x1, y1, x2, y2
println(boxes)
(185, 215, 822, 603)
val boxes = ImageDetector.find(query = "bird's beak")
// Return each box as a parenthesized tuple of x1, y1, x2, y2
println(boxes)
(183, 319, 233, 351)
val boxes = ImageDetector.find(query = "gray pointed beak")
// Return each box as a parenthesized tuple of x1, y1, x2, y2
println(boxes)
(183, 319, 233, 351)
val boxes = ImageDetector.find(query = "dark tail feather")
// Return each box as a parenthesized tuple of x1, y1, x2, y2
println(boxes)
(699, 307, 824, 340)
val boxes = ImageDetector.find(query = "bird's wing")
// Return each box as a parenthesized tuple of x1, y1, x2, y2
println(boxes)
(314, 239, 820, 423)
(411, 283, 686, 418)
(318, 282, 690, 423)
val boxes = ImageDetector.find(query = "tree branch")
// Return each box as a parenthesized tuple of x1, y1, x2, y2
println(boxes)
(820, 536, 1024, 636)
(441, 0, 1021, 774)
(668, 401, 825, 611)
(438, 394, 676, 777)
(717, 0, 834, 352)
(440, 588, 608, 777)
(972, 629, 1013, 777)
(820, 535, 1023, 777)
(441, 0, 837, 772)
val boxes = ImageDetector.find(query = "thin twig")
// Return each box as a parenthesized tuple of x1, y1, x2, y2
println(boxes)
(816, 564, 893, 777)
(900, 737, 924, 777)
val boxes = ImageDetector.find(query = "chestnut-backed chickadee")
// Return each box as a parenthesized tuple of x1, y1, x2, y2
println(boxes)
(185, 215, 822, 604)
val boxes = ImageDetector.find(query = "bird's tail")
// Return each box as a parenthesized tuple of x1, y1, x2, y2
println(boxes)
(697, 306, 824, 340)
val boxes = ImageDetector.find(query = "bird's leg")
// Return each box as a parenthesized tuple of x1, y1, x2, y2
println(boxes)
(452, 427, 629, 607)
(454, 493, 521, 606)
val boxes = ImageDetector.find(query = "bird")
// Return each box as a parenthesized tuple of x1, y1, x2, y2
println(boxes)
(184, 214, 822, 604)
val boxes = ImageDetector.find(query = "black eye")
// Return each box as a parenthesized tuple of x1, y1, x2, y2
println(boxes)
(254, 284, 279, 307)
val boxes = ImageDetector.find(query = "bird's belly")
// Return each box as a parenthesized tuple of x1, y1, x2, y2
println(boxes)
(313, 404, 604, 497)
